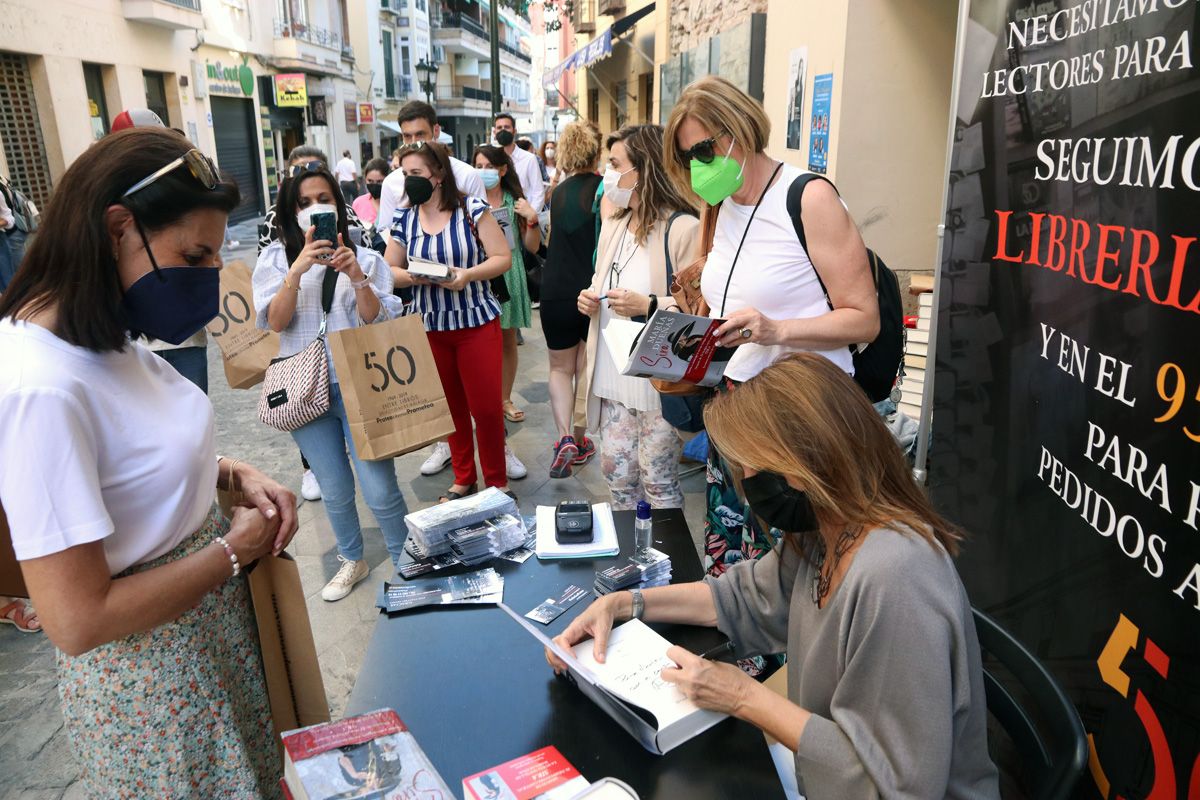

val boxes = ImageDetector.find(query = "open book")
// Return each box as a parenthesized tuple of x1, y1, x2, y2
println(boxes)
(620, 309, 735, 388)
(499, 604, 727, 754)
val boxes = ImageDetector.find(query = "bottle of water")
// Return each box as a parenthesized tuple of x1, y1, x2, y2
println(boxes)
(634, 501, 653, 554)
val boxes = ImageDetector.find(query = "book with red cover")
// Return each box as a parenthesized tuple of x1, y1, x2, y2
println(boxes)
(462, 746, 590, 800)
(281, 708, 452, 800)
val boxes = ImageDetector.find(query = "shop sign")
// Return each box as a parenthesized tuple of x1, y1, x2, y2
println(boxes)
(358, 104, 375, 124)
(931, 2, 1200, 796)
(274, 73, 308, 107)
(206, 60, 254, 97)
(345, 101, 358, 133)
(308, 97, 328, 126)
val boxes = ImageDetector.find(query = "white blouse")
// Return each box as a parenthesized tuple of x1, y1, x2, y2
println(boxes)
(593, 227, 662, 413)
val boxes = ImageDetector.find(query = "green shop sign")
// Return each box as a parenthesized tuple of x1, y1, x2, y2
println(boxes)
(206, 59, 254, 97)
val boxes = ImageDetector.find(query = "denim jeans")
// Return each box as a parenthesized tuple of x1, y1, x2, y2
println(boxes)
(0, 230, 13, 292)
(291, 383, 409, 564)
(155, 345, 209, 395)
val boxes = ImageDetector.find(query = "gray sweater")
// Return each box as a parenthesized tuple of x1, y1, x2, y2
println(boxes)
(706, 527, 1000, 799)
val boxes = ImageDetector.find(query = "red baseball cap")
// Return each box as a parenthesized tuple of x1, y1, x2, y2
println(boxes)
(111, 108, 165, 131)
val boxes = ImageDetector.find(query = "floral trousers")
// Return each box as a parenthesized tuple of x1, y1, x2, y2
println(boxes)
(599, 398, 684, 510)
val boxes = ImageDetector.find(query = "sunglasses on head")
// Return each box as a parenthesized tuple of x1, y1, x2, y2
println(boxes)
(123, 149, 219, 197)
(289, 160, 327, 178)
(677, 135, 730, 168)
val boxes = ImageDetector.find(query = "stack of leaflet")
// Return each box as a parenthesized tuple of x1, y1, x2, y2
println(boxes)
(594, 548, 672, 596)
(404, 487, 519, 559)
(376, 567, 504, 614)
(448, 514, 527, 566)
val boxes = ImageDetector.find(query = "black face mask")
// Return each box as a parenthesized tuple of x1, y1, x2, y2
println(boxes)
(496, 130, 515, 147)
(405, 175, 434, 206)
(366, 182, 383, 199)
(741, 471, 820, 533)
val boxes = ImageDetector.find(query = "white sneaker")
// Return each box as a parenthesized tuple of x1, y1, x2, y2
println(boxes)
(301, 469, 322, 501)
(420, 441, 453, 475)
(321, 556, 369, 602)
(505, 446, 527, 480)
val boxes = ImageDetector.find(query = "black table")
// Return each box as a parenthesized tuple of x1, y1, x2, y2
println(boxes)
(346, 508, 787, 800)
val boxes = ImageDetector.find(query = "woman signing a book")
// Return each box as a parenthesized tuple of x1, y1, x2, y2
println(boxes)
(548, 354, 1001, 799)
(0, 129, 297, 797)
(575, 124, 699, 511)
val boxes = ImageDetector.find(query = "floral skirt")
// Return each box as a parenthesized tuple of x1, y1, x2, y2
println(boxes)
(57, 505, 283, 799)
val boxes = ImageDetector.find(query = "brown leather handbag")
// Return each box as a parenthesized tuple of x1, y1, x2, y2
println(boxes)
(651, 203, 721, 397)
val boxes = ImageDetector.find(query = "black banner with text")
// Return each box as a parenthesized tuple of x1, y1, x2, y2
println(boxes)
(931, 0, 1199, 796)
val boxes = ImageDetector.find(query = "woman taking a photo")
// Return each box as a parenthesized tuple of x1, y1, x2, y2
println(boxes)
(352, 157, 390, 228)
(0, 128, 297, 797)
(663, 75, 879, 590)
(473, 145, 538, 429)
(549, 354, 1000, 799)
(576, 124, 698, 510)
(541, 120, 603, 480)
(386, 142, 514, 502)
(255, 162, 406, 603)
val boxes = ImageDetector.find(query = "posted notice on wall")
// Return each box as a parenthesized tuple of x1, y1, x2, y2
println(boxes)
(807, 72, 833, 173)
(930, 2, 1199, 796)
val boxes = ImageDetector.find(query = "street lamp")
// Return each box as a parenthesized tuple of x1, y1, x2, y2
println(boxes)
(416, 56, 439, 104)
(551, 111, 559, 139)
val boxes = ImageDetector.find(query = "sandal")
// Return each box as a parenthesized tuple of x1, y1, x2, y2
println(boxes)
(503, 401, 526, 423)
(0, 599, 42, 633)
(438, 483, 478, 504)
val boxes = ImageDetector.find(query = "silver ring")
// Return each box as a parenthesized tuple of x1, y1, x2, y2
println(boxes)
(740, 328, 753, 339)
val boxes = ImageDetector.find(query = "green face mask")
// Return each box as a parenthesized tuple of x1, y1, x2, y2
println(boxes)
(689, 138, 745, 205)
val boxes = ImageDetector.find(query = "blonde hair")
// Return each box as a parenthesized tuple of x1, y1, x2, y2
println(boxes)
(557, 119, 602, 175)
(704, 353, 963, 558)
(606, 124, 697, 245)
(663, 75, 771, 202)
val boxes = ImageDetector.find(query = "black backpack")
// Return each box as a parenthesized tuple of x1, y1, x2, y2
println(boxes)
(785, 175, 903, 403)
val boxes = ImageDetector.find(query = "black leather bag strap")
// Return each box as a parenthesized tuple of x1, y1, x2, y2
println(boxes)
(320, 263, 339, 316)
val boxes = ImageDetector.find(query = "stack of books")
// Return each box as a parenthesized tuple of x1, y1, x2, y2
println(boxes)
(280, 709, 453, 800)
(594, 548, 672, 596)
(898, 276, 934, 419)
(404, 488, 519, 559)
(448, 514, 527, 566)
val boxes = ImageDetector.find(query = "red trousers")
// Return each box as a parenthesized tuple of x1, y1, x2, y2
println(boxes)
(427, 319, 506, 488)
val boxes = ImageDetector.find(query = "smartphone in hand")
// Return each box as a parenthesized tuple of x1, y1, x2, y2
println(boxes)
(311, 212, 338, 259)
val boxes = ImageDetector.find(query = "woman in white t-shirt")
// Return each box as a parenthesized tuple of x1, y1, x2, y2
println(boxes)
(662, 76, 878, 666)
(576, 124, 700, 510)
(0, 129, 297, 798)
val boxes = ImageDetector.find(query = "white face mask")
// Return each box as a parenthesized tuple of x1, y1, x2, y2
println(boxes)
(603, 166, 636, 209)
(296, 203, 338, 233)
(545, 148, 556, 159)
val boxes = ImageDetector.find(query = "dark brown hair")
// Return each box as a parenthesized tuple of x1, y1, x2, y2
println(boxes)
(397, 100, 438, 130)
(398, 141, 461, 212)
(0, 128, 240, 351)
(704, 352, 964, 558)
(273, 167, 356, 265)
(363, 158, 390, 179)
(473, 145, 524, 202)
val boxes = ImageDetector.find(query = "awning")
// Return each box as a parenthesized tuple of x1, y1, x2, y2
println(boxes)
(377, 119, 401, 134)
(542, 2, 654, 88)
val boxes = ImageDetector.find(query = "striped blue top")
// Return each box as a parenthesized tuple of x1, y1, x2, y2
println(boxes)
(391, 196, 501, 332)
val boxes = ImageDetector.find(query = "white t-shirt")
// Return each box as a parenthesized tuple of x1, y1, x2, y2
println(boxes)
(0, 318, 217, 575)
(378, 156, 486, 239)
(334, 157, 358, 182)
(593, 227, 661, 413)
(700, 162, 853, 381)
(509, 145, 546, 212)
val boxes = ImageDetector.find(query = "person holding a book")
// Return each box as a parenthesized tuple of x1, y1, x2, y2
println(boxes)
(575, 124, 700, 511)
(385, 141, 515, 503)
(661, 76, 880, 668)
(540, 120, 603, 480)
(548, 354, 1000, 799)
(0, 128, 297, 798)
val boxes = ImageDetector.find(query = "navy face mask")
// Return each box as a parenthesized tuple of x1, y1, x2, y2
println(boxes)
(121, 221, 220, 345)
(741, 470, 820, 533)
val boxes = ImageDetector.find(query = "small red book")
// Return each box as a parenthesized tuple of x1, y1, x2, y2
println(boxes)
(462, 746, 590, 800)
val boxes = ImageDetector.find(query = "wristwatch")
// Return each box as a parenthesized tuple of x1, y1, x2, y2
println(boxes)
(629, 588, 644, 621)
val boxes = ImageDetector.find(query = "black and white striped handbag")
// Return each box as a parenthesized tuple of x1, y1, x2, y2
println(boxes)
(257, 268, 339, 432)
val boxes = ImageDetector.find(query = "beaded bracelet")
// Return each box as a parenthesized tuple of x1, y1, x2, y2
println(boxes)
(213, 536, 241, 577)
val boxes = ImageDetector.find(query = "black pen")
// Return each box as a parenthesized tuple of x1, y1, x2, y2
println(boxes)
(699, 641, 735, 660)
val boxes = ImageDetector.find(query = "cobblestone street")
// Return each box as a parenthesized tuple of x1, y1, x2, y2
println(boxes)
(0, 232, 707, 798)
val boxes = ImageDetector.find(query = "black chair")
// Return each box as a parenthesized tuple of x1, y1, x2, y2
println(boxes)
(974, 608, 1088, 800)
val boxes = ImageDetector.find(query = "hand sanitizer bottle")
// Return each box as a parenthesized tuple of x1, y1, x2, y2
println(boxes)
(634, 501, 653, 555)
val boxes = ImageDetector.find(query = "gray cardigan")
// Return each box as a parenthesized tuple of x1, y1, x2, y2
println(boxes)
(706, 528, 1000, 799)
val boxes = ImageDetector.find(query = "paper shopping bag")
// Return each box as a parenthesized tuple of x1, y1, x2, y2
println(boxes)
(206, 260, 280, 390)
(329, 314, 455, 461)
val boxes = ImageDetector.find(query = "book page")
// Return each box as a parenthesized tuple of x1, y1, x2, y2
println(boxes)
(571, 619, 702, 730)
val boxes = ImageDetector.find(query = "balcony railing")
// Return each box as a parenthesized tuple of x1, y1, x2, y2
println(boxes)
(499, 40, 531, 63)
(437, 84, 492, 103)
(273, 18, 342, 51)
(161, 0, 201, 10)
(436, 11, 487, 40)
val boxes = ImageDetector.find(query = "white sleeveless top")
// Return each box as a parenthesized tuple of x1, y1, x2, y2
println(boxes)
(700, 162, 854, 381)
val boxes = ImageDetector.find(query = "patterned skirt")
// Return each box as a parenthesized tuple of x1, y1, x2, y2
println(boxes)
(499, 244, 533, 330)
(57, 506, 283, 799)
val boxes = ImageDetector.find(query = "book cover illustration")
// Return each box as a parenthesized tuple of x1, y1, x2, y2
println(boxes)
(462, 745, 589, 800)
(621, 310, 734, 388)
